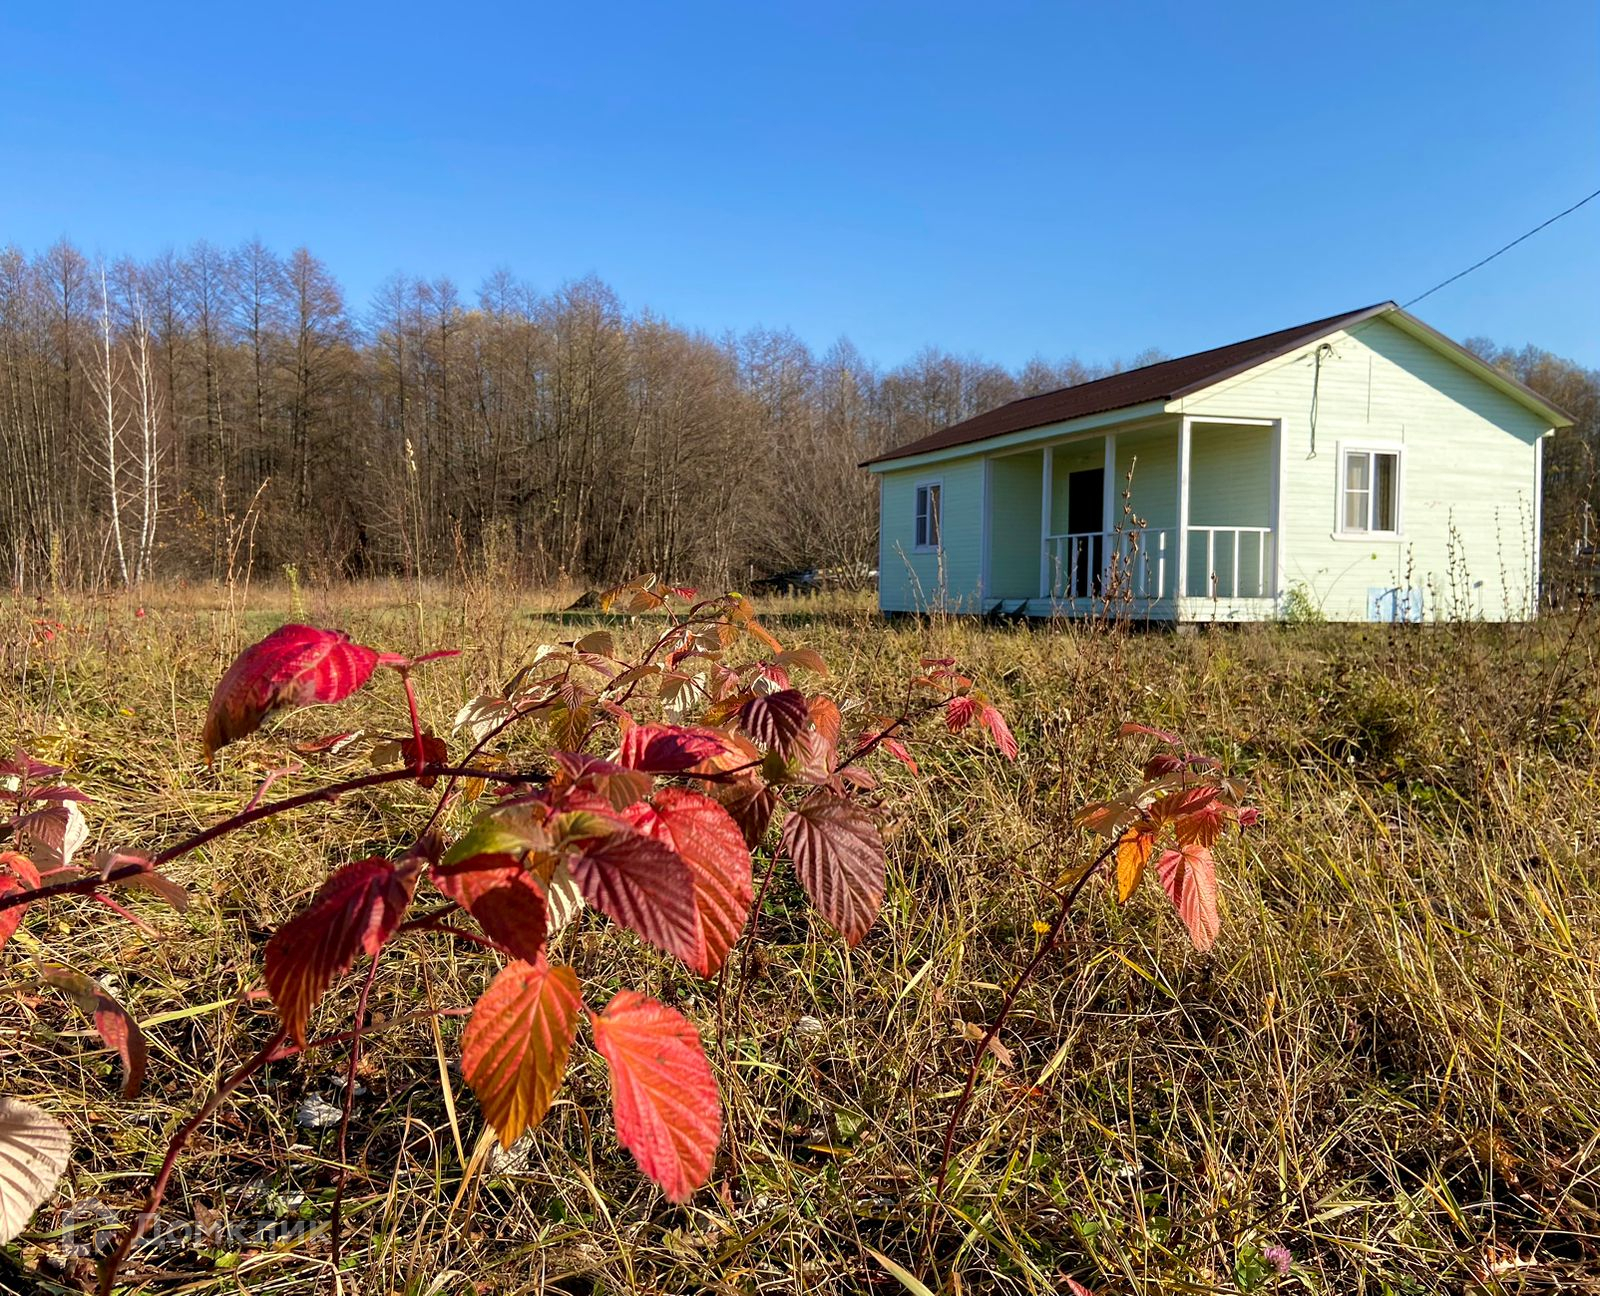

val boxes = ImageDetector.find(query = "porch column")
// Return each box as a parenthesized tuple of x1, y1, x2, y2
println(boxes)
(1038, 444, 1054, 598)
(1270, 418, 1284, 601)
(1176, 417, 1192, 601)
(1102, 433, 1117, 585)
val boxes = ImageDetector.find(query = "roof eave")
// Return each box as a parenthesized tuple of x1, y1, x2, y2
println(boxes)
(860, 400, 1170, 471)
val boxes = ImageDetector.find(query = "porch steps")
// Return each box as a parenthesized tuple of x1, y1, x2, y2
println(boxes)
(982, 599, 1031, 622)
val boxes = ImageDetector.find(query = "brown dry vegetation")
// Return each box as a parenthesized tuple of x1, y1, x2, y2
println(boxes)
(2, 584, 1599, 1295)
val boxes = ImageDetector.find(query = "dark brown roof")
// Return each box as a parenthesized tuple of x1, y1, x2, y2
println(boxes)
(864, 302, 1396, 466)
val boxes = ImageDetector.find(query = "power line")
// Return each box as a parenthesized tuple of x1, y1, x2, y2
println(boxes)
(1403, 185, 1600, 308)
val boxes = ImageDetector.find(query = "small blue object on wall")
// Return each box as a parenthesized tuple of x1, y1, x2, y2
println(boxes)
(1367, 587, 1424, 623)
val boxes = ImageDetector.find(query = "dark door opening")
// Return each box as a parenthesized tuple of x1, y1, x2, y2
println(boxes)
(1067, 468, 1105, 597)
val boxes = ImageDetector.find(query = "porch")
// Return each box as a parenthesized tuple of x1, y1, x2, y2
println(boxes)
(981, 415, 1283, 620)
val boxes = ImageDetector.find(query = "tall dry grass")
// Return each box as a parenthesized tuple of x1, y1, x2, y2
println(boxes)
(1, 587, 1596, 1294)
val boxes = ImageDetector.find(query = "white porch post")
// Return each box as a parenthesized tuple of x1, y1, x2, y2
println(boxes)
(1176, 417, 1192, 602)
(1102, 433, 1117, 582)
(1270, 418, 1284, 601)
(1039, 444, 1054, 598)
(1532, 432, 1546, 618)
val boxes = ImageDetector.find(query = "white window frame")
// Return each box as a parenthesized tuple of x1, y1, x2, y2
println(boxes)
(1333, 442, 1405, 540)
(913, 478, 943, 552)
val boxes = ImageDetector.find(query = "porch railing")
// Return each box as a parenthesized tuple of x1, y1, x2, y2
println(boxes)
(1042, 526, 1277, 601)
(1043, 528, 1169, 600)
(1187, 526, 1275, 599)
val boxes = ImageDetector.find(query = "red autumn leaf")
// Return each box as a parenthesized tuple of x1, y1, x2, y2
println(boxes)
(980, 704, 1018, 760)
(881, 737, 919, 774)
(617, 724, 734, 775)
(720, 780, 780, 849)
(1150, 786, 1220, 830)
(549, 751, 653, 812)
(1143, 751, 1186, 779)
(1237, 805, 1262, 829)
(40, 966, 147, 1099)
(1119, 722, 1181, 745)
(0, 747, 65, 782)
(737, 689, 809, 755)
(1156, 844, 1220, 952)
(1073, 797, 1141, 838)
(203, 624, 382, 761)
(264, 857, 415, 1044)
(808, 696, 842, 748)
(461, 955, 583, 1147)
(626, 789, 753, 977)
(567, 829, 699, 965)
(945, 696, 979, 733)
(779, 792, 885, 947)
(397, 732, 449, 785)
(0, 853, 40, 955)
(431, 854, 549, 963)
(1173, 797, 1233, 847)
(591, 990, 720, 1203)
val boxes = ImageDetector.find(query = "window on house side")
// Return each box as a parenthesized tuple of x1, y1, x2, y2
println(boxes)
(1340, 450, 1400, 534)
(914, 482, 941, 550)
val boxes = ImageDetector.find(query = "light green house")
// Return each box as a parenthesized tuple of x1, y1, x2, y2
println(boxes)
(864, 303, 1573, 622)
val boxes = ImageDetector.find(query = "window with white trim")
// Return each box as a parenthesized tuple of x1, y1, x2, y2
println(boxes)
(914, 481, 942, 550)
(1339, 448, 1401, 535)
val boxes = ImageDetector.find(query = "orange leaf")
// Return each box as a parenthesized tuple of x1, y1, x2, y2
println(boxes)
(625, 789, 753, 977)
(1115, 821, 1156, 903)
(461, 955, 582, 1147)
(591, 990, 720, 1203)
(1156, 844, 1220, 952)
(264, 857, 414, 1044)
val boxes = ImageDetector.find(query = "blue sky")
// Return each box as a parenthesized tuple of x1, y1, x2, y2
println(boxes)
(3, 1, 1596, 369)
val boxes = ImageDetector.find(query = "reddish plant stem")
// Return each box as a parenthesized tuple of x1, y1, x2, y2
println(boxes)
(329, 955, 383, 1271)
(730, 846, 782, 1025)
(932, 837, 1118, 1200)
(99, 1026, 291, 1296)
(401, 673, 427, 775)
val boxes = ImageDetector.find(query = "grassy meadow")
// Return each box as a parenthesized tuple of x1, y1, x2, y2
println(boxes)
(2, 581, 1598, 1295)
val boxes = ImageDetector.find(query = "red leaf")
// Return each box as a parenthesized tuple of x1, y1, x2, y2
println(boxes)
(738, 689, 809, 755)
(461, 955, 583, 1147)
(40, 966, 147, 1099)
(1151, 786, 1220, 831)
(626, 789, 753, 977)
(550, 751, 653, 812)
(0, 852, 40, 954)
(567, 829, 699, 965)
(1156, 844, 1220, 952)
(617, 724, 734, 775)
(881, 737, 919, 774)
(945, 696, 979, 733)
(203, 624, 381, 761)
(1237, 805, 1262, 829)
(264, 857, 415, 1044)
(980, 704, 1018, 760)
(591, 990, 720, 1203)
(431, 854, 549, 962)
(719, 780, 780, 849)
(779, 793, 885, 947)
(1142, 751, 1186, 779)
(1173, 798, 1233, 847)
(394, 733, 449, 785)
(808, 696, 842, 748)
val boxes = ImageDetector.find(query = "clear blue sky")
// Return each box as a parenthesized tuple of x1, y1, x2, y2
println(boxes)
(3, 1, 1597, 370)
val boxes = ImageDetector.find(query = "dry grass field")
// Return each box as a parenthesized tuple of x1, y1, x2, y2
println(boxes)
(2, 582, 1598, 1295)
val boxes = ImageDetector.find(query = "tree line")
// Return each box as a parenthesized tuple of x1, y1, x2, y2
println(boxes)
(1, 238, 1595, 597)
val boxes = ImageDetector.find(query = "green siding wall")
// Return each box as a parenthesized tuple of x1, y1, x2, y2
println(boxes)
(877, 459, 986, 611)
(988, 452, 1043, 599)
(1174, 315, 1549, 621)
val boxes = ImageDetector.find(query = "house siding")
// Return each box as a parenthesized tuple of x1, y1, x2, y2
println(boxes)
(878, 459, 986, 611)
(1173, 316, 1550, 621)
(988, 452, 1044, 599)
